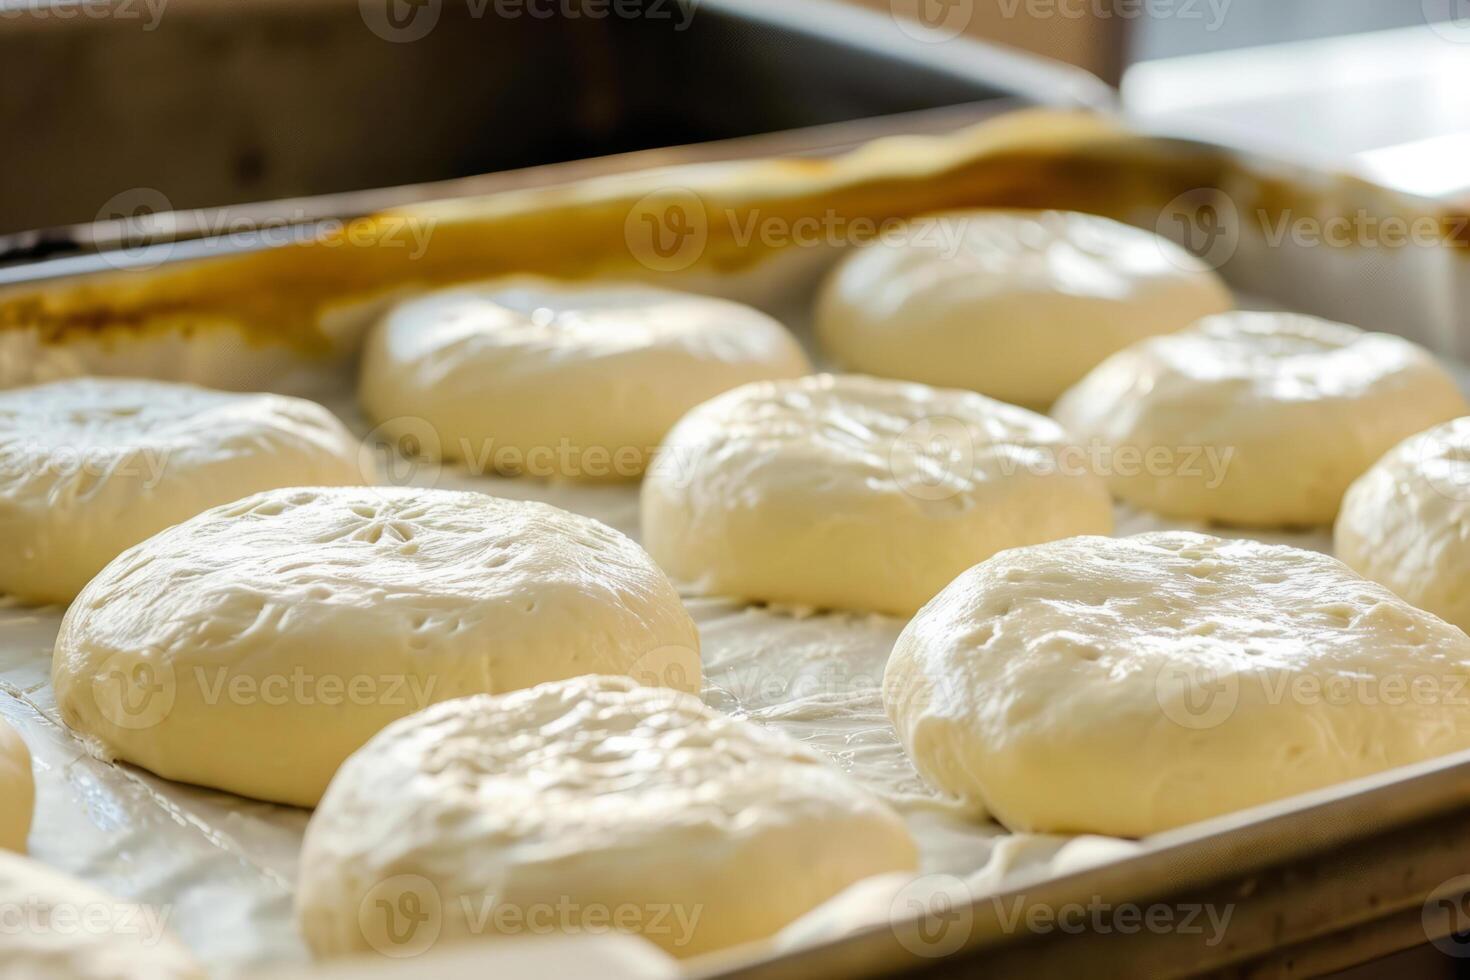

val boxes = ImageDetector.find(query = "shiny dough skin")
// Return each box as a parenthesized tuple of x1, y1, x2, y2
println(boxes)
(641, 373, 1114, 616)
(815, 209, 1232, 408)
(1053, 312, 1468, 527)
(53, 486, 701, 807)
(297, 676, 917, 960)
(884, 532, 1470, 837)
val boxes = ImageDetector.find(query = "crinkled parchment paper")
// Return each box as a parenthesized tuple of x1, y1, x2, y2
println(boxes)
(0, 299, 1342, 976)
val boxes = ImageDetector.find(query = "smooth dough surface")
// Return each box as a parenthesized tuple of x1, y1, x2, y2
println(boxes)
(815, 209, 1232, 408)
(0, 716, 32, 852)
(297, 675, 917, 960)
(1336, 417, 1470, 632)
(53, 486, 700, 807)
(358, 277, 810, 479)
(641, 373, 1113, 616)
(0, 849, 202, 979)
(1053, 312, 1468, 527)
(884, 532, 1470, 838)
(0, 377, 364, 604)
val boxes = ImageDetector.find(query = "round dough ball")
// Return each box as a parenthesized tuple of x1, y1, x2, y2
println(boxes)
(0, 849, 202, 979)
(815, 209, 1232, 408)
(641, 374, 1113, 616)
(1336, 417, 1470, 631)
(0, 716, 33, 852)
(53, 486, 700, 807)
(0, 377, 364, 605)
(359, 277, 811, 480)
(1053, 312, 1468, 527)
(297, 675, 917, 960)
(884, 531, 1470, 838)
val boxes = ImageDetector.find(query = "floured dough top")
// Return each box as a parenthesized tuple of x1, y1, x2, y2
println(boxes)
(1336, 416, 1470, 632)
(358, 277, 810, 478)
(297, 675, 917, 960)
(884, 532, 1470, 837)
(815, 209, 1232, 407)
(0, 849, 202, 979)
(0, 377, 363, 603)
(0, 716, 32, 852)
(1053, 312, 1468, 526)
(53, 486, 700, 807)
(641, 373, 1113, 615)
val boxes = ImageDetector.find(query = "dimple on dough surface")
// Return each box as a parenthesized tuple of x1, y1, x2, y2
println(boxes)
(1336, 416, 1470, 632)
(883, 531, 1470, 838)
(641, 373, 1114, 616)
(1052, 311, 1469, 527)
(52, 486, 701, 808)
(296, 675, 918, 960)
(815, 209, 1232, 408)
(358, 277, 811, 479)
(0, 716, 32, 852)
(0, 849, 202, 979)
(0, 377, 365, 605)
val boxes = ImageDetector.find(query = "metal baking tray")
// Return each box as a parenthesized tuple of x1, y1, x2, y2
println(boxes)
(0, 0, 1111, 256)
(5, 6, 1470, 979)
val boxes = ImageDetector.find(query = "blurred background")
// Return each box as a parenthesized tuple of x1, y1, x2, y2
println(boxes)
(3, 0, 1469, 243)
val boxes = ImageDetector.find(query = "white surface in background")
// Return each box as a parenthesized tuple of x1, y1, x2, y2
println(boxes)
(1123, 24, 1470, 197)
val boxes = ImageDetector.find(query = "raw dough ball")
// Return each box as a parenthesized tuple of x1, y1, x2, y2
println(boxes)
(641, 374, 1113, 616)
(358, 277, 810, 480)
(815, 209, 1232, 408)
(1336, 417, 1470, 632)
(0, 849, 202, 979)
(1053, 312, 1468, 527)
(297, 675, 917, 959)
(884, 532, 1470, 837)
(0, 377, 364, 605)
(53, 486, 700, 807)
(0, 716, 33, 852)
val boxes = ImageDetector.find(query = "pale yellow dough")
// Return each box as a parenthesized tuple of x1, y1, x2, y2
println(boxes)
(0, 849, 202, 979)
(0, 716, 33, 852)
(815, 209, 1232, 408)
(884, 532, 1470, 838)
(0, 377, 364, 605)
(1336, 417, 1470, 632)
(641, 373, 1113, 616)
(1053, 312, 1468, 527)
(297, 676, 917, 960)
(53, 486, 700, 807)
(358, 276, 810, 479)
